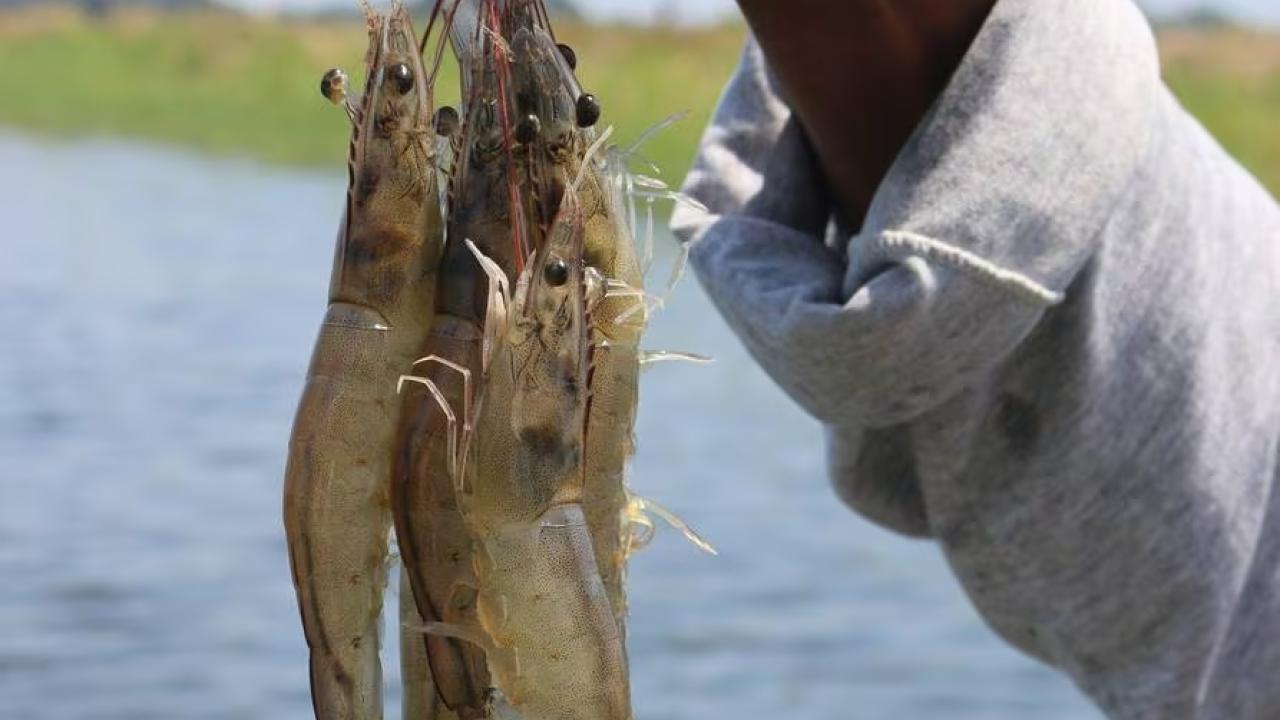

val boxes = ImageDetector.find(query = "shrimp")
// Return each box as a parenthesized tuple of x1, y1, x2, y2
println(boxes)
(392, 4, 524, 716)
(282, 3, 447, 718)
(495, 5, 713, 631)
(508, 21, 649, 628)
(486, 0, 647, 634)
(575, 161, 646, 629)
(458, 183, 632, 719)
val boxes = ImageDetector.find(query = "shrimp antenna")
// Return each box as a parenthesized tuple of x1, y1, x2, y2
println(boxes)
(572, 124, 615, 195)
(410, 620, 496, 653)
(464, 238, 512, 373)
(661, 240, 692, 300)
(420, 0, 447, 56)
(623, 111, 689, 158)
(603, 276, 665, 326)
(628, 494, 718, 556)
(639, 350, 714, 368)
(424, 0, 464, 102)
(533, 0, 554, 39)
(626, 512, 657, 554)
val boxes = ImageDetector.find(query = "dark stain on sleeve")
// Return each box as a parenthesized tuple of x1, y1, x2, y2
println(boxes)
(995, 392, 1040, 459)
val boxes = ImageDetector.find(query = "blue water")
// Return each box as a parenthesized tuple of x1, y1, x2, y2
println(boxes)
(0, 133, 1102, 720)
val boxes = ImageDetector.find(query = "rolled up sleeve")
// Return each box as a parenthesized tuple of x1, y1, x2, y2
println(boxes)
(672, 39, 1064, 429)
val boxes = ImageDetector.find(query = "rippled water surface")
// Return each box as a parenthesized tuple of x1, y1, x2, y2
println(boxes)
(0, 134, 1101, 720)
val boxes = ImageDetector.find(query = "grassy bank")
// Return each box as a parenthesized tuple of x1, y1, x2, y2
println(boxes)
(0, 6, 1277, 192)
(1160, 28, 1280, 192)
(0, 6, 744, 179)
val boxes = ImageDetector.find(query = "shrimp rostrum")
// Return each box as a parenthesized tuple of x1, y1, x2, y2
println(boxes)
(283, 2, 448, 718)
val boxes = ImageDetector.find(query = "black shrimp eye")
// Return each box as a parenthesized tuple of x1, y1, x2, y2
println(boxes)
(544, 258, 570, 287)
(575, 93, 601, 128)
(514, 114, 541, 144)
(557, 43, 578, 70)
(320, 68, 347, 105)
(389, 63, 414, 94)
(434, 106, 459, 137)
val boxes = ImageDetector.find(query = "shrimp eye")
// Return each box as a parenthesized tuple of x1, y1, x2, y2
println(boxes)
(434, 106, 460, 137)
(557, 43, 578, 70)
(515, 114, 541, 144)
(575, 93, 601, 128)
(389, 63, 414, 94)
(544, 258, 570, 287)
(320, 68, 347, 105)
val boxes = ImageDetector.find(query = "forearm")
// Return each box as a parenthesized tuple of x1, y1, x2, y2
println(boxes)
(732, 0, 995, 228)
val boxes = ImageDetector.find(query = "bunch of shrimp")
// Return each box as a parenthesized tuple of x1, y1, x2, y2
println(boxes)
(284, 1, 710, 718)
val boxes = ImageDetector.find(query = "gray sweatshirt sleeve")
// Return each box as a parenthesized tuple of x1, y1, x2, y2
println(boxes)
(670, 8, 1151, 430)
(673, 46, 1062, 428)
(671, 2, 1280, 716)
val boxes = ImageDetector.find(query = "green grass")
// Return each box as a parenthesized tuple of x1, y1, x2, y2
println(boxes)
(0, 7, 1276, 194)
(1160, 29, 1280, 192)
(0, 6, 745, 179)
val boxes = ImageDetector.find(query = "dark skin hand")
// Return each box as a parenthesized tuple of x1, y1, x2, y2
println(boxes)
(734, 0, 998, 230)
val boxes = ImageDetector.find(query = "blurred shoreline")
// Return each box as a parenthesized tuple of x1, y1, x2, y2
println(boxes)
(0, 4, 746, 180)
(0, 5, 1276, 192)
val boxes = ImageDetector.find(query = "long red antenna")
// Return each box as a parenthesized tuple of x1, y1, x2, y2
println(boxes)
(487, 0, 529, 274)
(419, 0, 445, 56)
(426, 0, 463, 90)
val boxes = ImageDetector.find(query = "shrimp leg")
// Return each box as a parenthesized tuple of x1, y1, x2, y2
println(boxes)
(401, 565, 459, 719)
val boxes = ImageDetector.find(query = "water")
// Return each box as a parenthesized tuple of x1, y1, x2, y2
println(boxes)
(0, 133, 1101, 720)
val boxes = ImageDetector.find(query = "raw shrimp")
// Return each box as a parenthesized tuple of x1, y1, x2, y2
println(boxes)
(494, 10, 710, 629)
(460, 180, 632, 719)
(392, 4, 526, 716)
(496, 0, 646, 632)
(282, 2, 446, 718)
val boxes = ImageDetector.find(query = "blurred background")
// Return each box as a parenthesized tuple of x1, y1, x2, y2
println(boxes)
(0, 1, 1275, 719)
